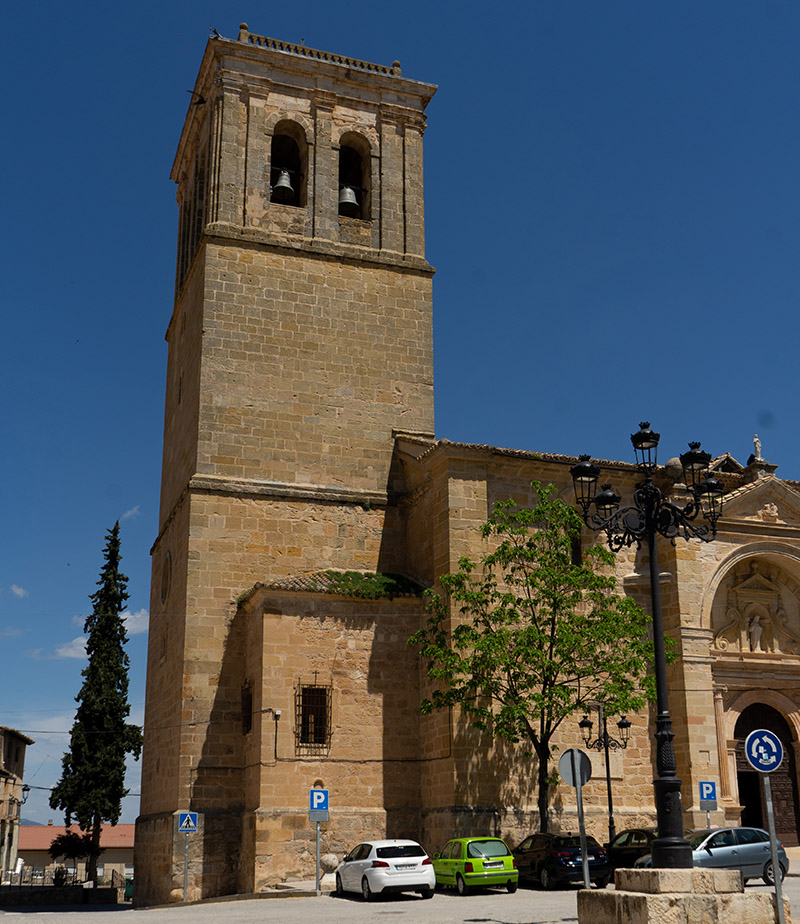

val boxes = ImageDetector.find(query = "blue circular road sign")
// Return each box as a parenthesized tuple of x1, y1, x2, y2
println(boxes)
(744, 729, 784, 773)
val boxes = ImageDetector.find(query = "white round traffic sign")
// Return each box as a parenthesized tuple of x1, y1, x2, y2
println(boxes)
(744, 729, 784, 773)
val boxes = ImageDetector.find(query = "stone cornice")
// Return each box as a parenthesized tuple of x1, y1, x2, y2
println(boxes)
(716, 520, 800, 540)
(233, 26, 437, 102)
(203, 223, 435, 275)
(188, 472, 389, 507)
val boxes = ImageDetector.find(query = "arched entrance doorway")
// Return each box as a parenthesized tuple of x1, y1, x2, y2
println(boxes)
(735, 703, 800, 845)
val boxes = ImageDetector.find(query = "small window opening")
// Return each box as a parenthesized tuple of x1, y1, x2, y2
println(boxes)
(241, 682, 253, 735)
(295, 678, 332, 753)
(176, 151, 207, 294)
(270, 133, 303, 207)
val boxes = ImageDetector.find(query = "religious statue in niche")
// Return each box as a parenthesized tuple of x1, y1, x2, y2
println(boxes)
(713, 562, 800, 655)
(748, 613, 763, 652)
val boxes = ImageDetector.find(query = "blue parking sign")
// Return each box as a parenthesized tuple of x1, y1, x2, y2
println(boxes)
(699, 780, 717, 810)
(699, 781, 716, 801)
(309, 789, 329, 811)
(745, 729, 784, 773)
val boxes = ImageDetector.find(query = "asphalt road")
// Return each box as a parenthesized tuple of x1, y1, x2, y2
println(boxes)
(0, 878, 797, 924)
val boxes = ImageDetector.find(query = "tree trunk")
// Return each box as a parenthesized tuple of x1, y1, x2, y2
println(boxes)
(87, 816, 102, 884)
(537, 745, 550, 832)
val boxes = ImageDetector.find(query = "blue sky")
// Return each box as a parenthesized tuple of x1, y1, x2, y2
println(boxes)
(2, 1, 799, 825)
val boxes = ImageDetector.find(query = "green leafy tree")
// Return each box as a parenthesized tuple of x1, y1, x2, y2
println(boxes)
(409, 483, 664, 832)
(50, 522, 143, 883)
(49, 829, 95, 877)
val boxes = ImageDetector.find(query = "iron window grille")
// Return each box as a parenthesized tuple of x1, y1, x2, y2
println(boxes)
(295, 678, 332, 754)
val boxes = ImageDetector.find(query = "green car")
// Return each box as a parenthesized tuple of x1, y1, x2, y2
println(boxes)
(433, 837, 519, 894)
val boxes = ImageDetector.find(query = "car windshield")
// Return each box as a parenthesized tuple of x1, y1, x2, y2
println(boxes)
(376, 845, 425, 859)
(554, 836, 601, 849)
(467, 840, 509, 859)
(687, 831, 713, 849)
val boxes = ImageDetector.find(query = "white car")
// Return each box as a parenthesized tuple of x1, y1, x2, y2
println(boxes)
(335, 839, 436, 900)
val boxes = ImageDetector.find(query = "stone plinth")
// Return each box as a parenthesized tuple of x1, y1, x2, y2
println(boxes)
(577, 868, 790, 924)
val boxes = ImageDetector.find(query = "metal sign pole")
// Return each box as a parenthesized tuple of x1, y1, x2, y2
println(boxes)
(316, 821, 321, 895)
(571, 749, 591, 889)
(183, 832, 189, 903)
(762, 773, 786, 924)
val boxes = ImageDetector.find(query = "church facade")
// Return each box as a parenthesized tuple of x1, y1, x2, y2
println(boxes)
(135, 25, 800, 905)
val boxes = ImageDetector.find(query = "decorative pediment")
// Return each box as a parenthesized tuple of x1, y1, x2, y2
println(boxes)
(719, 478, 800, 527)
(734, 572, 781, 597)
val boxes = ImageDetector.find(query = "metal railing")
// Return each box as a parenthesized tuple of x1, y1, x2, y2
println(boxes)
(0, 866, 80, 889)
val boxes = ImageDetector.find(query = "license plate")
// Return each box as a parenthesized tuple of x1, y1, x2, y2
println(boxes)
(396, 863, 416, 869)
(483, 861, 503, 869)
(587, 855, 595, 861)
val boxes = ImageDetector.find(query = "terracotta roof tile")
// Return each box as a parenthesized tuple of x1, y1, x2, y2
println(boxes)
(18, 824, 135, 851)
(239, 570, 425, 606)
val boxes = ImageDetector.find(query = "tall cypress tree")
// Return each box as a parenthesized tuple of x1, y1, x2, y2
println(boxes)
(50, 521, 143, 883)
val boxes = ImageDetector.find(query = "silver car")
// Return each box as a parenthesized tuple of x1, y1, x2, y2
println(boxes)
(335, 839, 436, 901)
(636, 827, 788, 885)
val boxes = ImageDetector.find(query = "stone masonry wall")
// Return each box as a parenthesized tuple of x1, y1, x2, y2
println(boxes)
(196, 241, 433, 495)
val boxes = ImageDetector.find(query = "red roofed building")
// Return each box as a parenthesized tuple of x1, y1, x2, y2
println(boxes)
(17, 824, 135, 881)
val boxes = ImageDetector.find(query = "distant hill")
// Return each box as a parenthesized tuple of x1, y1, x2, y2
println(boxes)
(20, 818, 45, 826)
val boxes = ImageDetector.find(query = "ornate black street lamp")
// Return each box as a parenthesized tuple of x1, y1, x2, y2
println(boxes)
(571, 423, 724, 869)
(579, 706, 631, 843)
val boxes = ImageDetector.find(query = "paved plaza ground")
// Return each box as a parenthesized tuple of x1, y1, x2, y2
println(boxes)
(1, 876, 798, 924)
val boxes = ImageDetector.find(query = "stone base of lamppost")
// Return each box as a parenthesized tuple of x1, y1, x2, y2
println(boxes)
(577, 868, 790, 924)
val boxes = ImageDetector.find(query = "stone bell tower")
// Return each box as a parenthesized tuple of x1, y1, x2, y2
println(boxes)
(135, 26, 437, 905)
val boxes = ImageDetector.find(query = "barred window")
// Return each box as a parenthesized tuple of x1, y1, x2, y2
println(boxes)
(295, 680, 332, 753)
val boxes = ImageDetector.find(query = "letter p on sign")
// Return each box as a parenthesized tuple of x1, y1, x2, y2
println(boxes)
(310, 789, 329, 811)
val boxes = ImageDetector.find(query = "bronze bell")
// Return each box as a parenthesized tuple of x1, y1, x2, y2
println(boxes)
(271, 169, 294, 203)
(338, 185, 359, 217)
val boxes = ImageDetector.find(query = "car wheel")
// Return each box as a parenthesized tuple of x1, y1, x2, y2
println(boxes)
(763, 860, 786, 886)
(456, 874, 468, 895)
(419, 887, 434, 899)
(594, 876, 610, 889)
(361, 876, 374, 901)
(506, 880, 518, 893)
(540, 866, 555, 890)
(335, 873, 344, 896)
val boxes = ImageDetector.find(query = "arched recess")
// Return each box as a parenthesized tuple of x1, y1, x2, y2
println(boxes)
(337, 131, 371, 220)
(732, 702, 800, 845)
(722, 690, 800, 745)
(268, 119, 309, 207)
(701, 542, 800, 633)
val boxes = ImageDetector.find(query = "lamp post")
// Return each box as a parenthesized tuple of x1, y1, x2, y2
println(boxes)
(571, 422, 724, 869)
(579, 706, 631, 844)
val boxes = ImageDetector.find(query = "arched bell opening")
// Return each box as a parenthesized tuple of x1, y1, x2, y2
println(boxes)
(734, 703, 800, 845)
(338, 133, 371, 220)
(269, 122, 307, 207)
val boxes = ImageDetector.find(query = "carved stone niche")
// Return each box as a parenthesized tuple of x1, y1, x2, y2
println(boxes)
(713, 561, 800, 656)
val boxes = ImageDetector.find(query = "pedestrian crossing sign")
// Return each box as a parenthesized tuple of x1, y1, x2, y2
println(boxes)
(178, 812, 198, 833)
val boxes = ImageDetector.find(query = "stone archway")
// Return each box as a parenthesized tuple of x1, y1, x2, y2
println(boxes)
(734, 703, 800, 845)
